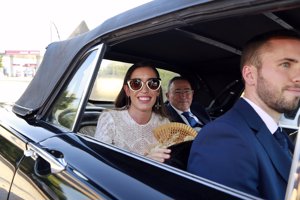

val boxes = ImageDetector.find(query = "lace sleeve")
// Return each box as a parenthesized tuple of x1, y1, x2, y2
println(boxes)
(94, 111, 115, 144)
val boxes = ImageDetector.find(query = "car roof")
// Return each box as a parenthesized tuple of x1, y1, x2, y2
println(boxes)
(13, 0, 300, 117)
(12, 0, 209, 116)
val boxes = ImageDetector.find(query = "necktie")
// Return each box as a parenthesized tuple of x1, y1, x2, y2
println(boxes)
(273, 128, 291, 158)
(182, 112, 200, 127)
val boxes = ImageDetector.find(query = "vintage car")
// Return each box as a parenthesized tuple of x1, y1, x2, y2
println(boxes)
(1, 0, 300, 199)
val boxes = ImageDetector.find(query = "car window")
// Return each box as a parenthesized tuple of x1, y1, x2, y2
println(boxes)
(45, 48, 100, 130)
(77, 59, 178, 136)
(89, 59, 178, 102)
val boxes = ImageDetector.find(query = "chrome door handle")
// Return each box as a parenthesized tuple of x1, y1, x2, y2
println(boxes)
(24, 142, 66, 173)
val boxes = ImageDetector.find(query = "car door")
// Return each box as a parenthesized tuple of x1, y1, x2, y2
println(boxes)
(6, 44, 105, 200)
(6, 42, 261, 199)
(7, 133, 113, 200)
(0, 125, 26, 200)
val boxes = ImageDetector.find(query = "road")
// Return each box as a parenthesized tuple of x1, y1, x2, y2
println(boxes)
(0, 76, 32, 104)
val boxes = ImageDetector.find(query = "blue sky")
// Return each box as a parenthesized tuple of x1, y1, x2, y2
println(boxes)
(0, 0, 151, 52)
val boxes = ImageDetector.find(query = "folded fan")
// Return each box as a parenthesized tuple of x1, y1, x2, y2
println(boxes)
(153, 122, 197, 147)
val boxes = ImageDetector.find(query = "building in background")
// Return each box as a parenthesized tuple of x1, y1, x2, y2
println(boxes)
(1, 50, 42, 77)
(0, 20, 88, 77)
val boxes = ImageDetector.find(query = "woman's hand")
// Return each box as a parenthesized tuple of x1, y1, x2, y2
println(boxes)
(146, 146, 171, 163)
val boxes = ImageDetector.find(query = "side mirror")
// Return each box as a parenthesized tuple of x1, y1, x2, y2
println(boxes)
(279, 107, 300, 131)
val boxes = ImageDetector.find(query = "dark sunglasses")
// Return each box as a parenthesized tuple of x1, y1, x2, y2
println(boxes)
(127, 78, 161, 91)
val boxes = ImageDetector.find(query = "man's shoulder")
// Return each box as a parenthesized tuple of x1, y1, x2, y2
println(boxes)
(201, 100, 255, 132)
(164, 103, 183, 122)
(165, 102, 173, 109)
(165, 103, 177, 113)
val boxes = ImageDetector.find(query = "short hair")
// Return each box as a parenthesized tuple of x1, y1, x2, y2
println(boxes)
(240, 29, 300, 71)
(167, 76, 193, 92)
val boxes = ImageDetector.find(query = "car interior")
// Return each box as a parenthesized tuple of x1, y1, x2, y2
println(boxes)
(102, 3, 300, 118)
(76, 3, 300, 170)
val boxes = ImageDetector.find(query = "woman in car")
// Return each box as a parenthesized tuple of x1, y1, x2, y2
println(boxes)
(95, 61, 171, 162)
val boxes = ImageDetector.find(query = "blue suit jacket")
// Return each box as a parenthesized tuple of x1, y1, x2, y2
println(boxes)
(166, 102, 211, 126)
(187, 98, 294, 199)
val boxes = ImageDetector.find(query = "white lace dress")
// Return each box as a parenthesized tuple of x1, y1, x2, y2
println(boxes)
(94, 110, 170, 155)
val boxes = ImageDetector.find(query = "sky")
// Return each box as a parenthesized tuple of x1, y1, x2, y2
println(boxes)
(0, 0, 151, 53)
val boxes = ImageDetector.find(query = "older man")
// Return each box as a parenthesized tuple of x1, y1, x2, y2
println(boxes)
(165, 76, 211, 132)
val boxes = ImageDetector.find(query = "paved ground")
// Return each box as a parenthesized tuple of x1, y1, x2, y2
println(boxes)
(0, 76, 32, 104)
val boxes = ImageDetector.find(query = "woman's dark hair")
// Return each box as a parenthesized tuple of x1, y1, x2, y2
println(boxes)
(115, 61, 168, 117)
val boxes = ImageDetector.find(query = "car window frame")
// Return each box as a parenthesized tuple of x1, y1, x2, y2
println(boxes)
(43, 44, 105, 132)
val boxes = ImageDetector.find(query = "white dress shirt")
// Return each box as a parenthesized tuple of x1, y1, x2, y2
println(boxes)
(243, 97, 278, 134)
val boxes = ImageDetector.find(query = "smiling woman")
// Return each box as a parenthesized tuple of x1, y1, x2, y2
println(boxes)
(94, 61, 172, 162)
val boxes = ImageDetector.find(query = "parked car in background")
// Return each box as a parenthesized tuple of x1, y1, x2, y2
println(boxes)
(1, 0, 300, 199)
(24, 68, 35, 77)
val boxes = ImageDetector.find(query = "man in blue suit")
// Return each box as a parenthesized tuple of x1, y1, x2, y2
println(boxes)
(187, 30, 300, 199)
(165, 76, 211, 132)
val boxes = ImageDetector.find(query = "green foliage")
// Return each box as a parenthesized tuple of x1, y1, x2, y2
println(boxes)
(51, 90, 77, 129)
(100, 61, 131, 78)
(158, 69, 179, 94)
(94, 60, 179, 101)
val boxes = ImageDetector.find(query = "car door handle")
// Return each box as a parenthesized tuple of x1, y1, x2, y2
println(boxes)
(24, 142, 67, 174)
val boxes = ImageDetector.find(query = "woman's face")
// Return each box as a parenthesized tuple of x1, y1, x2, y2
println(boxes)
(124, 67, 160, 113)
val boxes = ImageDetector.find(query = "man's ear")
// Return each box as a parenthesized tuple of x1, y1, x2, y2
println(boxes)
(242, 65, 257, 86)
(165, 92, 169, 99)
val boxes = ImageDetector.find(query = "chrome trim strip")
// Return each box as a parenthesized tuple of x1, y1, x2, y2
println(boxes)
(175, 28, 242, 55)
(71, 44, 103, 131)
(264, 12, 294, 30)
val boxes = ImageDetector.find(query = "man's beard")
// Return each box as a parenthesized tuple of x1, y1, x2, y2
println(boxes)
(257, 74, 300, 113)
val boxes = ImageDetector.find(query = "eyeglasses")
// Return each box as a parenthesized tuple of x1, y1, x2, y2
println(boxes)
(173, 89, 194, 95)
(127, 78, 161, 91)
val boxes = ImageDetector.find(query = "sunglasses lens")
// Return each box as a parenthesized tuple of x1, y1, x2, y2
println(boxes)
(128, 79, 142, 91)
(147, 78, 161, 90)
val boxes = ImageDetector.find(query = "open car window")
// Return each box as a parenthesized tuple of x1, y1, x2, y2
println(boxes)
(89, 59, 179, 103)
(44, 46, 102, 131)
(78, 59, 178, 137)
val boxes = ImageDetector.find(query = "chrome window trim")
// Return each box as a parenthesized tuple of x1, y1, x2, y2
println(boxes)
(71, 44, 104, 131)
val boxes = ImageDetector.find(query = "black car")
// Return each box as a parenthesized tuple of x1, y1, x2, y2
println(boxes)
(1, 0, 300, 199)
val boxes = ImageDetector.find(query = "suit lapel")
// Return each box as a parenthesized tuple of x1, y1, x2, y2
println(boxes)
(167, 104, 185, 123)
(190, 104, 210, 125)
(235, 99, 291, 182)
(285, 133, 295, 153)
(167, 103, 211, 125)
(256, 128, 291, 182)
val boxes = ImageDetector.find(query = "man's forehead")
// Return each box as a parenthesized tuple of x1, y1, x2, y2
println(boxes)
(172, 80, 191, 86)
(172, 85, 192, 90)
(260, 38, 300, 58)
(174, 89, 192, 92)
(267, 37, 300, 47)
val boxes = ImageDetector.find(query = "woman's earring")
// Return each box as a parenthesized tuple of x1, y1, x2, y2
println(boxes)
(126, 96, 130, 108)
(154, 98, 161, 110)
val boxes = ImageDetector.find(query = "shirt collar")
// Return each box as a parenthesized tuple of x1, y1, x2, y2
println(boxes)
(243, 97, 278, 134)
(170, 103, 191, 115)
